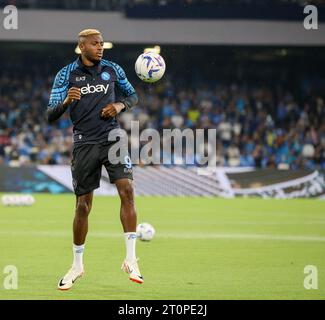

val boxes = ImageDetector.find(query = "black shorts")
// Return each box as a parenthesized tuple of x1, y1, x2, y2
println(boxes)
(71, 141, 133, 196)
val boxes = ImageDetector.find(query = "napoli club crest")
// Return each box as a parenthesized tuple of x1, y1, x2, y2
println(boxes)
(101, 72, 110, 81)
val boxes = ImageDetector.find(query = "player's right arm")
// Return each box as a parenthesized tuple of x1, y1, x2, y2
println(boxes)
(46, 67, 80, 123)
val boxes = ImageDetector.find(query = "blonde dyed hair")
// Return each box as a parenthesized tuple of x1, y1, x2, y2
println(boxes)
(78, 29, 101, 37)
(78, 29, 102, 44)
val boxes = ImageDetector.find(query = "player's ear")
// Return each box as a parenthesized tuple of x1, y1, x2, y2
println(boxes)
(78, 42, 84, 53)
(78, 36, 86, 53)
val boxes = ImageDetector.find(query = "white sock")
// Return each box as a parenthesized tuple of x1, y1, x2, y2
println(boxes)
(124, 232, 137, 262)
(73, 244, 85, 270)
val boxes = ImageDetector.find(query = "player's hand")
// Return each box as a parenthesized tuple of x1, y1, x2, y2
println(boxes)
(101, 102, 125, 118)
(63, 87, 81, 105)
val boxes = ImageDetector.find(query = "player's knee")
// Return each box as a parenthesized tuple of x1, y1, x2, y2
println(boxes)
(119, 184, 134, 205)
(76, 200, 91, 217)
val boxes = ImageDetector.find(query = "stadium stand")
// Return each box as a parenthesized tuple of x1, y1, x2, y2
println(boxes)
(0, 0, 324, 170)
(0, 50, 324, 170)
(2, 0, 324, 12)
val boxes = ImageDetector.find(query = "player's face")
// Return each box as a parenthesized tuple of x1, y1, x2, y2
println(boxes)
(80, 34, 104, 62)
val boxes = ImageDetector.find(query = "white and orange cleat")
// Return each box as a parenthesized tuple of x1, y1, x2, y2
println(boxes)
(121, 259, 144, 284)
(58, 266, 84, 291)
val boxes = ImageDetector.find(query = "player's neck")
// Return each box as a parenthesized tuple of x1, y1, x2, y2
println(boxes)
(81, 55, 98, 67)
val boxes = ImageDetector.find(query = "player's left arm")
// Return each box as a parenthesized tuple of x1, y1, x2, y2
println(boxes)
(101, 63, 138, 118)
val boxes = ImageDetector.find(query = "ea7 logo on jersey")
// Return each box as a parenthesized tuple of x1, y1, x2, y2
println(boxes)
(76, 76, 86, 82)
(80, 83, 109, 95)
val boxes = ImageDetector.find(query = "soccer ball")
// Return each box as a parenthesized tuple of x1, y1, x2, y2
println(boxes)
(136, 222, 156, 241)
(135, 52, 166, 83)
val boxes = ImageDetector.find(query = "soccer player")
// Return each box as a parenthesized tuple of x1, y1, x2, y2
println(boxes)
(46, 29, 143, 290)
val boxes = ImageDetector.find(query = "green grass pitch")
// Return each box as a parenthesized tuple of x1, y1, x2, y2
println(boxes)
(0, 194, 324, 300)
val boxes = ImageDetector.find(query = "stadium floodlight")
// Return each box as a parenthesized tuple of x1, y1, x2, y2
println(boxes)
(144, 45, 161, 54)
(74, 42, 113, 54)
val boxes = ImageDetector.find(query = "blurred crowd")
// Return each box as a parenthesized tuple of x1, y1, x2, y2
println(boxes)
(0, 70, 324, 170)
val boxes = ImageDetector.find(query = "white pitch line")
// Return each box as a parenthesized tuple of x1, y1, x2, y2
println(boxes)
(158, 233, 325, 242)
(0, 231, 325, 242)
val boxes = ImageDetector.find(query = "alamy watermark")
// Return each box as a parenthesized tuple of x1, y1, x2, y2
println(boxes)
(107, 121, 217, 167)
(2, 5, 18, 30)
(303, 265, 318, 290)
(3, 265, 18, 290)
(303, 5, 318, 30)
